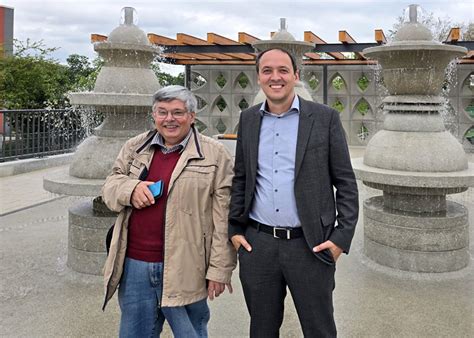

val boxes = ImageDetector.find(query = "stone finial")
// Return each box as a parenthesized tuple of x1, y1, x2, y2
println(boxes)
(408, 4, 418, 23)
(123, 7, 134, 25)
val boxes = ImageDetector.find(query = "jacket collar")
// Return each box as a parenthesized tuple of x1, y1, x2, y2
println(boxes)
(134, 126, 204, 159)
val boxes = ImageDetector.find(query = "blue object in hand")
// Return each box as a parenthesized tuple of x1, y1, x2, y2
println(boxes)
(148, 180, 164, 200)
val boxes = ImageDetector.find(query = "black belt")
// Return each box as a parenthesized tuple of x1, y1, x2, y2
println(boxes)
(248, 219, 303, 240)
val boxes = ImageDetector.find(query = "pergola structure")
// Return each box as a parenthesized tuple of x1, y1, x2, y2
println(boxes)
(92, 27, 474, 65)
(92, 27, 474, 102)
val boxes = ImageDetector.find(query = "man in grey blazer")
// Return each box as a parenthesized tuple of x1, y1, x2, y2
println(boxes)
(228, 48, 359, 337)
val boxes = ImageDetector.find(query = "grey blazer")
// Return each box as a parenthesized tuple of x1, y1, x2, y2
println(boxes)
(228, 97, 359, 265)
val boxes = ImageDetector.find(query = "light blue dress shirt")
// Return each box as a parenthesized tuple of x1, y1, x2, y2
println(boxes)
(249, 95, 301, 228)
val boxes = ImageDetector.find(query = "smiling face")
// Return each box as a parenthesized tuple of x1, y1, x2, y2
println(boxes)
(152, 99, 195, 147)
(257, 49, 299, 113)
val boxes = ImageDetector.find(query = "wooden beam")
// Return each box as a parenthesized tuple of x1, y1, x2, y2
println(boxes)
(91, 34, 107, 43)
(374, 29, 387, 44)
(207, 33, 255, 60)
(304, 53, 321, 60)
(304, 31, 344, 60)
(445, 27, 461, 42)
(339, 30, 357, 44)
(148, 34, 206, 60)
(148, 33, 177, 45)
(238, 32, 260, 44)
(207, 33, 239, 45)
(176, 33, 236, 60)
(173, 59, 256, 65)
(338, 30, 365, 59)
(303, 59, 377, 65)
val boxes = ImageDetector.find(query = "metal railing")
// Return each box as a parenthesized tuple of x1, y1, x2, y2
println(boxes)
(0, 109, 99, 162)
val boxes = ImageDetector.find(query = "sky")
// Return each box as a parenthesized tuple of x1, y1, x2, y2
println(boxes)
(2, 0, 473, 74)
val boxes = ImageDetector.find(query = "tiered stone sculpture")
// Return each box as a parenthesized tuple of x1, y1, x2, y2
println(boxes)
(44, 7, 160, 274)
(251, 18, 315, 104)
(353, 4, 474, 272)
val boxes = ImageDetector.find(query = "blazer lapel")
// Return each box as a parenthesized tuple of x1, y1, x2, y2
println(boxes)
(295, 98, 314, 179)
(247, 108, 262, 178)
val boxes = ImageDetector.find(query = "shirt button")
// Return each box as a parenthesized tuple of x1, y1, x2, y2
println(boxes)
(274, 189, 278, 192)
(275, 151, 278, 155)
(276, 133, 279, 136)
(274, 170, 278, 173)
(276, 209, 279, 212)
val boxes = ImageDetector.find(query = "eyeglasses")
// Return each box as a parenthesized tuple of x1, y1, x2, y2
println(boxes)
(153, 110, 189, 119)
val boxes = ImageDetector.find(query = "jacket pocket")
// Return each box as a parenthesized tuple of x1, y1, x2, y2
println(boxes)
(128, 164, 141, 179)
(180, 164, 217, 178)
(320, 212, 336, 227)
(320, 212, 336, 241)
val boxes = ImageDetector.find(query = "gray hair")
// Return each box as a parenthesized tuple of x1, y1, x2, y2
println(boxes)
(152, 85, 197, 112)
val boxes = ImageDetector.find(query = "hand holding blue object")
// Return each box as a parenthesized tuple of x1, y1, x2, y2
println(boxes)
(148, 180, 164, 200)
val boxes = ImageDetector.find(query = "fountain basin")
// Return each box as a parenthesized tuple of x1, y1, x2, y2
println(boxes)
(364, 196, 469, 272)
(353, 158, 474, 188)
(364, 44, 466, 95)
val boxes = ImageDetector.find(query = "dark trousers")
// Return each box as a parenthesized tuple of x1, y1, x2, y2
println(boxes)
(239, 225, 337, 338)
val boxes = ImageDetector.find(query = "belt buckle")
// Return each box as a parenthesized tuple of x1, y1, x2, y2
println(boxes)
(273, 227, 291, 240)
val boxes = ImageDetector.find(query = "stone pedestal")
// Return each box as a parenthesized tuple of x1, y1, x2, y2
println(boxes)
(68, 200, 117, 275)
(363, 196, 469, 272)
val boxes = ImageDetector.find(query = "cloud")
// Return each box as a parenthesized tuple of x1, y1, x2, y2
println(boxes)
(3, 0, 472, 65)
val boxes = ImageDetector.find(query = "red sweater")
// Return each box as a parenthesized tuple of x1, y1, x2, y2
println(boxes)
(127, 150, 180, 262)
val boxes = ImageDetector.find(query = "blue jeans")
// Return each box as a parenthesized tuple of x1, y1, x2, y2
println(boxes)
(118, 257, 210, 338)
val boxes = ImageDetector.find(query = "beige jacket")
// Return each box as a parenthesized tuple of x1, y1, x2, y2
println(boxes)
(101, 128, 236, 309)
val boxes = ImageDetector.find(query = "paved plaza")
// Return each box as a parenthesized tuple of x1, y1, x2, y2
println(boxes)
(0, 152, 473, 337)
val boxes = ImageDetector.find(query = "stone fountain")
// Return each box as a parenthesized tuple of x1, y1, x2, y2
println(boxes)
(252, 18, 315, 104)
(44, 7, 160, 275)
(353, 4, 474, 272)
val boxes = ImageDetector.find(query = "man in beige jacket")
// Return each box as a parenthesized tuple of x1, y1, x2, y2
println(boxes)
(101, 85, 236, 338)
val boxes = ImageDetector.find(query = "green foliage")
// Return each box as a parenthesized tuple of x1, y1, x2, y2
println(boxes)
(358, 123, 369, 141)
(238, 98, 249, 110)
(357, 74, 370, 92)
(332, 99, 344, 113)
(216, 73, 227, 88)
(215, 118, 227, 133)
(216, 97, 227, 112)
(67, 54, 103, 91)
(0, 39, 185, 110)
(466, 100, 474, 118)
(356, 99, 370, 115)
(308, 74, 320, 91)
(0, 39, 70, 109)
(237, 73, 249, 89)
(194, 119, 207, 132)
(151, 60, 184, 86)
(332, 75, 345, 91)
(465, 127, 474, 145)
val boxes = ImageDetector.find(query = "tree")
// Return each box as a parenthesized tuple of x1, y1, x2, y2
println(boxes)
(388, 12, 472, 42)
(0, 39, 71, 109)
(151, 59, 185, 86)
(0, 39, 184, 110)
(463, 23, 474, 40)
(67, 54, 103, 92)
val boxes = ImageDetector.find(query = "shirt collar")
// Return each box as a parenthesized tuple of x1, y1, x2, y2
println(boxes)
(151, 128, 193, 154)
(259, 95, 300, 117)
